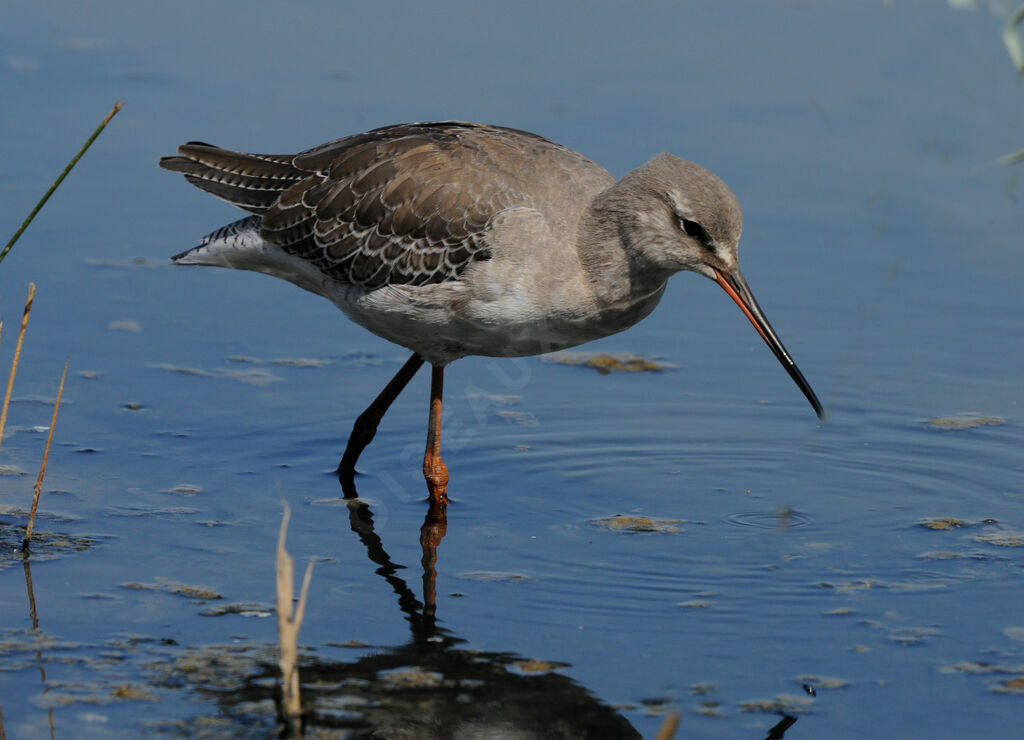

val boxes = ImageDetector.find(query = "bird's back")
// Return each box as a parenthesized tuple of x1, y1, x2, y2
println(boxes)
(160, 121, 612, 291)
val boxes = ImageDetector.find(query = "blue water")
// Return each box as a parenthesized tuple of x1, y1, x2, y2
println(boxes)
(2, 2, 1023, 737)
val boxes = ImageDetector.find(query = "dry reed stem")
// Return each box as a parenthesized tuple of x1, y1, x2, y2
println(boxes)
(22, 357, 68, 551)
(653, 711, 680, 740)
(276, 500, 315, 736)
(0, 102, 123, 264)
(0, 283, 36, 449)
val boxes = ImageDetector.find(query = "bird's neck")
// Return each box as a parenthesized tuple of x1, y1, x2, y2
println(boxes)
(577, 195, 672, 314)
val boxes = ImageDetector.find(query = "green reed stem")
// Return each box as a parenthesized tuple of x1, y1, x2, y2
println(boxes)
(0, 101, 123, 265)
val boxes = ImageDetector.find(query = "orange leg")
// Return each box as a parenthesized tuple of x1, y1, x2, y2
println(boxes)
(422, 365, 449, 505)
(337, 353, 424, 479)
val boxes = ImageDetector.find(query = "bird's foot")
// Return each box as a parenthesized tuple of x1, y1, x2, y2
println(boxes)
(423, 457, 449, 506)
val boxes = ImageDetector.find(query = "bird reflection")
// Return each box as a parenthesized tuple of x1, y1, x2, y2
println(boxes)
(319, 475, 800, 739)
(155, 476, 800, 738)
(337, 472, 446, 639)
(322, 473, 641, 737)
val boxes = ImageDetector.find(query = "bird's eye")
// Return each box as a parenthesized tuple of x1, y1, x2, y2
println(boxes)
(677, 216, 713, 251)
(679, 217, 703, 238)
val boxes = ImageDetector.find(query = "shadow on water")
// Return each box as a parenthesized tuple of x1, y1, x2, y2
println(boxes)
(0, 486, 795, 738)
(144, 474, 797, 739)
(182, 475, 644, 738)
(0, 475, 812, 738)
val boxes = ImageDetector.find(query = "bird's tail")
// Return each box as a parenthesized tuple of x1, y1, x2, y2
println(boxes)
(159, 142, 306, 214)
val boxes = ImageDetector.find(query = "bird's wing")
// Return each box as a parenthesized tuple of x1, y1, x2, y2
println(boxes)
(163, 122, 576, 289)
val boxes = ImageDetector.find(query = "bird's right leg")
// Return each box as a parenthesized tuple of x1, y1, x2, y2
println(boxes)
(422, 364, 449, 505)
(337, 353, 425, 484)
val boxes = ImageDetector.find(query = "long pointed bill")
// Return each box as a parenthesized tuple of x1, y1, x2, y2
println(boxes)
(713, 268, 823, 419)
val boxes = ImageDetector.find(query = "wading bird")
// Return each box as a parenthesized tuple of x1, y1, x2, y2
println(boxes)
(161, 121, 822, 507)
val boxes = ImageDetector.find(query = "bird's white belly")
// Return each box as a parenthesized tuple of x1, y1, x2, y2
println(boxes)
(337, 279, 666, 365)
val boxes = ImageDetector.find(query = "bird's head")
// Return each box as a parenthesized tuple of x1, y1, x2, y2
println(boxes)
(607, 153, 823, 419)
(615, 153, 743, 279)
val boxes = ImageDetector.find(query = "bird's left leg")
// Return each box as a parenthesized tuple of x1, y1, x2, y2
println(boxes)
(337, 353, 424, 485)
